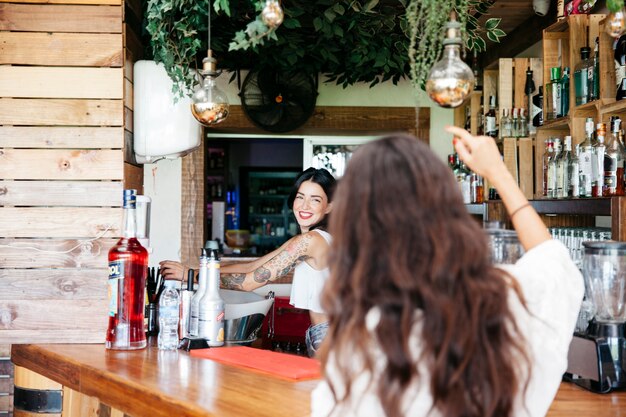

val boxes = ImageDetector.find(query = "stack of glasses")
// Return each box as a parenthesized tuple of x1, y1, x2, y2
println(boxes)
(548, 227, 611, 268)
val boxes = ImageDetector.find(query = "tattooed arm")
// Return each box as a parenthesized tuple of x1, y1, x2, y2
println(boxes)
(220, 232, 316, 291)
(221, 239, 292, 275)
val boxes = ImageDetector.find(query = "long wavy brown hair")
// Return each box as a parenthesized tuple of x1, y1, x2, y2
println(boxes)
(320, 134, 530, 417)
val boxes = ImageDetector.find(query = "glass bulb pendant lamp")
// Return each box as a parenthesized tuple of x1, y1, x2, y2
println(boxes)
(426, 15, 475, 108)
(191, 50, 230, 126)
(262, 0, 284, 28)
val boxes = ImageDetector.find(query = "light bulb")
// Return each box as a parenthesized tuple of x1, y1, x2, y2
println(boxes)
(426, 19, 475, 108)
(606, 9, 626, 38)
(191, 52, 230, 126)
(262, 0, 284, 28)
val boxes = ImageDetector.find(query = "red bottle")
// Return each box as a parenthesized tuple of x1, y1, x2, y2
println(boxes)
(106, 189, 148, 350)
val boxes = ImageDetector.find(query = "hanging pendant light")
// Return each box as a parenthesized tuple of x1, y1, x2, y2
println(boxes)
(261, 0, 284, 28)
(191, 2, 230, 126)
(425, 12, 475, 108)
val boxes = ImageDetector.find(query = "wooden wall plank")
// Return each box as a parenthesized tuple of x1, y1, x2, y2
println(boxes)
(0, 0, 120, 5)
(0, 4, 121, 33)
(0, 181, 122, 206)
(0, 99, 123, 126)
(0, 127, 124, 149)
(181, 139, 205, 267)
(503, 137, 519, 183)
(0, 67, 123, 99)
(499, 58, 513, 113)
(0, 208, 121, 238)
(0, 239, 116, 268)
(0, 269, 106, 300)
(514, 58, 529, 110)
(3, 329, 104, 344)
(14, 366, 62, 390)
(123, 163, 143, 194)
(0, 33, 122, 67)
(518, 137, 534, 198)
(0, 150, 124, 180)
(124, 107, 133, 132)
(124, 23, 144, 62)
(124, 78, 133, 110)
(0, 300, 107, 330)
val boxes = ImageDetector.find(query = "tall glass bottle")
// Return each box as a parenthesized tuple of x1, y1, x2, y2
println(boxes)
(485, 96, 498, 138)
(532, 86, 544, 127)
(604, 117, 626, 196)
(525, 67, 536, 134)
(472, 49, 482, 91)
(590, 38, 600, 101)
(512, 108, 520, 137)
(548, 138, 562, 198)
(106, 189, 148, 350)
(557, 136, 573, 199)
(615, 34, 626, 101)
(574, 47, 591, 105)
(545, 67, 562, 120)
(560, 67, 570, 117)
(569, 143, 580, 198)
(198, 246, 225, 346)
(592, 123, 606, 197)
(542, 138, 555, 197)
(500, 108, 512, 139)
(519, 108, 529, 137)
(578, 118, 595, 197)
(477, 96, 485, 135)
(189, 249, 209, 337)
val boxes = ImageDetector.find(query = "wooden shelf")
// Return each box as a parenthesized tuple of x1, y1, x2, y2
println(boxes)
(538, 116, 569, 130)
(545, 18, 570, 33)
(465, 203, 486, 216)
(599, 99, 626, 116)
(528, 198, 612, 216)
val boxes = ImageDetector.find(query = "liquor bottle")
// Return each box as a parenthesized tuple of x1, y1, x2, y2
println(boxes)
(574, 47, 591, 105)
(106, 189, 148, 350)
(471, 173, 484, 203)
(545, 67, 562, 120)
(542, 138, 555, 197)
(477, 96, 485, 135)
(189, 249, 208, 337)
(592, 123, 606, 197)
(500, 108, 512, 139)
(532, 86, 544, 127)
(557, 136, 573, 199)
(569, 143, 580, 198)
(472, 49, 482, 91)
(548, 138, 562, 198)
(560, 67, 570, 117)
(590, 38, 600, 101)
(604, 117, 626, 196)
(198, 243, 225, 346)
(485, 95, 498, 138)
(525, 67, 536, 135)
(518, 109, 529, 137)
(464, 105, 471, 130)
(512, 108, 520, 137)
(578, 118, 595, 197)
(616, 34, 626, 101)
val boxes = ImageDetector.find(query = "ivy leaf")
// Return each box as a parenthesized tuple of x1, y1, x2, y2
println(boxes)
(485, 18, 501, 31)
(474, 36, 486, 52)
(324, 9, 336, 22)
(334, 25, 344, 37)
(282, 18, 301, 29)
(333, 3, 345, 15)
(313, 17, 323, 32)
(364, 0, 379, 12)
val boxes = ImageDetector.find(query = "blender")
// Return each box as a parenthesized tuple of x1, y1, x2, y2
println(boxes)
(565, 241, 626, 393)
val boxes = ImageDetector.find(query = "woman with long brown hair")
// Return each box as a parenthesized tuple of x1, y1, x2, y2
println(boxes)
(312, 126, 583, 417)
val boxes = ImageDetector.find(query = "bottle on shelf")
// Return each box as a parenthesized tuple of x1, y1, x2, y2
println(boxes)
(512, 108, 520, 137)
(197, 243, 225, 346)
(569, 143, 581, 198)
(557, 136, 573, 199)
(106, 189, 148, 350)
(532, 86, 544, 127)
(477, 96, 485, 135)
(472, 50, 483, 91)
(500, 108, 512, 139)
(590, 37, 600, 101)
(548, 137, 562, 198)
(525, 67, 536, 134)
(542, 138, 555, 197)
(574, 47, 592, 105)
(485, 95, 498, 139)
(592, 123, 607, 197)
(545, 67, 562, 120)
(578, 118, 596, 197)
(519, 109, 529, 137)
(560, 67, 570, 117)
(189, 249, 208, 337)
(470, 173, 484, 204)
(615, 33, 626, 101)
(158, 280, 180, 351)
(464, 105, 471, 131)
(604, 116, 626, 196)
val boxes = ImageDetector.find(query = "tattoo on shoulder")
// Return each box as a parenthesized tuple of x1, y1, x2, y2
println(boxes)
(253, 266, 272, 283)
(221, 273, 246, 290)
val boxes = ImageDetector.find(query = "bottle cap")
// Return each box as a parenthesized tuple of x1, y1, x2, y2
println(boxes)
(550, 67, 561, 81)
(123, 189, 136, 209)
(187, 269, 195, 291)
(580, 46, 591, 59)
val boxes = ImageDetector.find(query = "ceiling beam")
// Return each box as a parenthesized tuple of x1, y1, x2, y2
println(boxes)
(481, 5, 557, 68)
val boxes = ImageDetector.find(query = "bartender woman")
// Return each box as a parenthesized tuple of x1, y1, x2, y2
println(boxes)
(160, 167, 336, 357)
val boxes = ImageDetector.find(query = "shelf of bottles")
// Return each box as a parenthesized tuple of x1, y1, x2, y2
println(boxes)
(206, 145, 228, 228)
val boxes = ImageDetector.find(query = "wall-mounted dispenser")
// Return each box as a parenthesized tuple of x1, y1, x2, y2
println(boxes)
(133, 60, 202, 164)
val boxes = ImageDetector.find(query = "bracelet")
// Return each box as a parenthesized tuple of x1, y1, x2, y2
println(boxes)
(509, 203, 531, 219)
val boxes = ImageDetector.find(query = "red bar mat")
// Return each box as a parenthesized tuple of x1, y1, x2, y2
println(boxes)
(190, 346, 321, 381)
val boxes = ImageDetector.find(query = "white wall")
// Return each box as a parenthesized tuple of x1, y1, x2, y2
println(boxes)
(143, 72, 454, 263)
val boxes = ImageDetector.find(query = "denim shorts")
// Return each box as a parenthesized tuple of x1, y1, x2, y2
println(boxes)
(305, 321, 329, 357)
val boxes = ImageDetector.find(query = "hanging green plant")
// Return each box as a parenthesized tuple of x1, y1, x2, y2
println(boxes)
(144, 0, 504, 98)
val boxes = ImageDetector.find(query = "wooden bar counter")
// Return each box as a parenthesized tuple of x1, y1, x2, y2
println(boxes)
(10, 344, 626, 417)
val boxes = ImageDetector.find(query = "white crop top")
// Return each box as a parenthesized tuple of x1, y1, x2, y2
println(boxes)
(289, 229, 332, 314)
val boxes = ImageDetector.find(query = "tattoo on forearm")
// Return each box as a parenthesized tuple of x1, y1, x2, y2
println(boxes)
(221, 273, 246, 290)
(253, 267, 272, 283)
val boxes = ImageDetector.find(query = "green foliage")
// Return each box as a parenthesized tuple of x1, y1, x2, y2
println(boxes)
(144, 0, 503, 98)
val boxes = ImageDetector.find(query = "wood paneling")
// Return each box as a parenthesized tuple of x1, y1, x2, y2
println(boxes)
(181, 139, 205, 267)
(0, 208, 121, 238)
(0, 150, 124, 180)
(0, 270, 106, 299)
(0, 127, 124, 149)
(0, 239, 116, 268)
(0, 67, 123, 99)
(0, 99, 123, 126)
(0, 181, 122, 206)
(123, 163, 143, 194)
(0, 300, 107, 330)
(0, 4, 121, 33)
(15, 366, 61, 390)
(0, 32, 122, 67)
